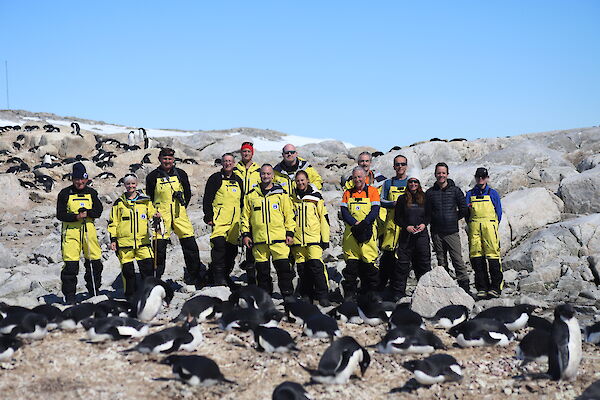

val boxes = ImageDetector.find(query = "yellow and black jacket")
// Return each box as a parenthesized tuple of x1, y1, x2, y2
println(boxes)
(56, 185, 103, 228)
(291, 187, 330, 246)
(107, 191, 156, 249)
(233, 161, 261, 195)
(203, 171, 244, 240)
(146, 166, 192, 208)
(240, 184, 296, 245)
(273, 157, 323, 193)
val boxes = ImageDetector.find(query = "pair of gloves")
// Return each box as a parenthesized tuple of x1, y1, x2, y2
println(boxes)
(351, 220, 373, 243)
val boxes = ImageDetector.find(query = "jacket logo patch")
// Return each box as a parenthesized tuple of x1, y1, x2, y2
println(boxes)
(141, 214, 147, 219)
(80, 202, 85, 207)
(355, 205, 361, 210)
(272, 203, 279, 210)
(232, 188, 237, 192)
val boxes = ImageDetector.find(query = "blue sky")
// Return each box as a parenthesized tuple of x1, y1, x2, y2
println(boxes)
(2, 1, 599, 150)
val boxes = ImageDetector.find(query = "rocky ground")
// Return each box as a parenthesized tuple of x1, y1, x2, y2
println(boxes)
(0, 110, 599, 398)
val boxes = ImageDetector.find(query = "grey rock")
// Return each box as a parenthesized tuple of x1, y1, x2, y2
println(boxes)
(577, 153, 600, 172)
(31, 233, 62, 264)
(195, 285, 232, 301)
(558, 166, 600, 213)
(0, 243, 17, 269)
(410, 267, 475, 317)
(502, 269, 518, 282)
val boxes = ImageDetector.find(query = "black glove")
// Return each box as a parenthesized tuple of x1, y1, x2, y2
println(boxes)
(351, 221, 373, 244)
(172, 191, 186, 205)
(320, 242, 329, 250)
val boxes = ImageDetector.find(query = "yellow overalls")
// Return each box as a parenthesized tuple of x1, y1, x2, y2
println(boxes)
(153, 174, 194, 239)
(62, 193, 102, 262)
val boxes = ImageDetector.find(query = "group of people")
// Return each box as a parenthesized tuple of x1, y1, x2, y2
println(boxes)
(56, 142, 503, 305)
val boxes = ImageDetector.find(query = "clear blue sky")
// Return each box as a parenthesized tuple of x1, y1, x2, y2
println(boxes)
(2, 1, 599, 150)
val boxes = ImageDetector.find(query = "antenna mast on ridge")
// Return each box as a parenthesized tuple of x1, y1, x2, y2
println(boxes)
(4, 60, 9, 109)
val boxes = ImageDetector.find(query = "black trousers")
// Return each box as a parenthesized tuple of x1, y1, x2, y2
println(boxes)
(155, 237, 206, 284)
(297, 259, 329, 300)
(209, 237, 238, 286)
(61, 259, 103, 298)
(396, 231, 431, 295)
(342, 259, 379, 299)
(121, 258, 154, 298)
(378, 250, 399, 291)
(471, 257, 503, 293)
(255, 259, 294, 296)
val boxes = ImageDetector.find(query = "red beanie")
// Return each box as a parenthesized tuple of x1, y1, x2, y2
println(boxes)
(241, 142, 254, 154)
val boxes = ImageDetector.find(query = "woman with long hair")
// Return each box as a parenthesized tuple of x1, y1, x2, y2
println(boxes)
(392, 177, 431, 299)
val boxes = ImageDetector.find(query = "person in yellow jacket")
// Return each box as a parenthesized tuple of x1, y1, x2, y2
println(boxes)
(233, 141, 261, 284)
(203, 153, 244, 286)
(291, 170, 331, 306)
(273, 144, 323, 194)
(241, 164, 296, 298)
(340, 167, 381, 300)
(108, 173, 160, 299)
(378, 155, 408, 294)
(466, 167, 503, 300)
(145, 148, 206, 286)
(56, 162, 103, 304)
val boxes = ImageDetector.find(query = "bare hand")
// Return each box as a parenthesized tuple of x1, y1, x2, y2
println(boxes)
(285, 236, 294, 246)
(110, 242, 117, 251)
(154, 212, 161, 218)
(243, 236, 253, 249)
(207, 221, 214, 226)
(406, 225, 416, 234)
(416, 224, 426, 232)
(77, 211, 88, 220)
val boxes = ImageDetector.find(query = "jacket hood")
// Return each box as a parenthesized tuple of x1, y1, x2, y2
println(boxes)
(120, 190, 151, 203)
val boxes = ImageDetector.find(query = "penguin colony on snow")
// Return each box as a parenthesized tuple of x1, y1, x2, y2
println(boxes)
(1, 278, 599, 398)
(0, 121, 599, 398)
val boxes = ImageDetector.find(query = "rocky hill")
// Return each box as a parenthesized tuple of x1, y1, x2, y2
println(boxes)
(0, 110, 599, 399)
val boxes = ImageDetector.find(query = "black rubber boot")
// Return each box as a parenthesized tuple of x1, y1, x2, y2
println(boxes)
(61, 261, 79, 303)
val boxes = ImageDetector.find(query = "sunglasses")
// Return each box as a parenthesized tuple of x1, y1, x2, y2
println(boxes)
(407, 180, 420, 184)
(283, 150, 297, 155)
(395, 162, 408, 166)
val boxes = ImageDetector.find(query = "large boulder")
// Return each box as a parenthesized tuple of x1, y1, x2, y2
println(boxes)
(558, 166, 600, 214)
(498, 188, 564, 248)
(0, 175, 31, 210)
(577, 154, 600, 172)
(410, 267, 475, 317)
(503, 214, 600, 272)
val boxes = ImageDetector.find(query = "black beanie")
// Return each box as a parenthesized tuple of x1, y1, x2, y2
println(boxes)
(72, 162, 88, 179)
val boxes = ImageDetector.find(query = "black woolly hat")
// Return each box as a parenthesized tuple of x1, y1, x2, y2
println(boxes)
(72, 162, 88, 179)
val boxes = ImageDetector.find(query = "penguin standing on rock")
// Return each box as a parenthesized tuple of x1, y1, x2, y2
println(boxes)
(548, 303, 582, 381)
(161, 355, 235, 386)
(302, 336, 370, 384)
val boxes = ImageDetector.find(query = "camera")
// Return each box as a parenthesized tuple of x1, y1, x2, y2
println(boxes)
(172, 191, 186, 205)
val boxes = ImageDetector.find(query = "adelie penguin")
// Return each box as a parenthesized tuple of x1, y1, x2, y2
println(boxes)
(82, 316, 150, 342)
(218, 307, 282, 331)
(60, 303, 103, 330)
(302, 336, 370, 384)
(172, 295, 223, 323)
(548, 303, 582, 381)
(401, 354, 463, 386)
(239, 321, 299, 353)
(161, 355, 235, 386)
(449, 318, 514, 347)
(584, 321, 600, 345)
(126, 316, 202, 354)
(388, 303, 424, 330)
(303, 313, 341, 340)
(516, 329, 551, 368)
(475, 304, 537, 331)
(356, 294, 393, 326)
(578, 379, 600, 400)
(31, 304, 64, 330)
(428, 305, 469, 329)
(272, 381, 311, 400)
(284, 299, 321, 325)
(0, 335, 22, 361)
(376, 326, 445, 354)
(136, 277, 174, 322)
(327, 301, 362, 324)
(229, 286, 275, 310)
(0, 312, 49, 340)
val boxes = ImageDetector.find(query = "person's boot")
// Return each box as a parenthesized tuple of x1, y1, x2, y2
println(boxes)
(458, 279, 473, 297)
(210, 264, 228, 287)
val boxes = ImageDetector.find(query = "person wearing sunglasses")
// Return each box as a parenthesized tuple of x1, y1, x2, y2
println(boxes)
(424, 162, 470, 294)
(274, 144, 323, 194)
(393, 177, 431, 300)
(203, 153, 244, 287)
(108, 173, 159, 300)
(465, 167, 503, 300)
(378, 155, 409, 296)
